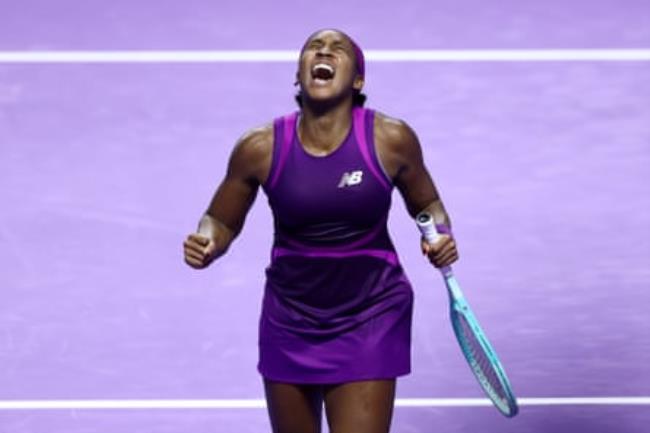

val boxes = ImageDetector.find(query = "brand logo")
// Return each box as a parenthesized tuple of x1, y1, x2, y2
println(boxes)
(338, 170, 364, 188)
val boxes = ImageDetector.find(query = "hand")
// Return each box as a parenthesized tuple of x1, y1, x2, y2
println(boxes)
(421, 234, 458, 268)
(183, 233, 217, 269)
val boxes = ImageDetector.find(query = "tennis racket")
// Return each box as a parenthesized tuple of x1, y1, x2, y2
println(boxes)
(416, 211, 519, 417)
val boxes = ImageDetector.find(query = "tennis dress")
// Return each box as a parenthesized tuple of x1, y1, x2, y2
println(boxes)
(259, 107, 413, 383)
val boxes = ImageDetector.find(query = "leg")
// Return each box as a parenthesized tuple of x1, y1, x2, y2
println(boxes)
(323, 379, 396, 433)
(264, 379, 323, 433)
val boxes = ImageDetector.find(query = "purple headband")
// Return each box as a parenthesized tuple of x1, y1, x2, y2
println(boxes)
(349, 37, 365, 78)
(301, 30, 365, 78)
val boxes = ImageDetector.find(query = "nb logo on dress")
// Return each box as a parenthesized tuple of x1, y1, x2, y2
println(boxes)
(338, 170, 364, 188)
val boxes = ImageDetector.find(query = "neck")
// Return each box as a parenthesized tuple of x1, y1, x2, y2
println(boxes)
(299, 99, 355, 155)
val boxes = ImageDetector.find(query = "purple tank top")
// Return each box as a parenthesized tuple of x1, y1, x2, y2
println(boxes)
(264, 107, 393, 253)
(261, 107, 408, 330)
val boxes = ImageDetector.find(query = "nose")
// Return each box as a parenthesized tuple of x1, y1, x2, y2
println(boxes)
(315, 44, 333, 57)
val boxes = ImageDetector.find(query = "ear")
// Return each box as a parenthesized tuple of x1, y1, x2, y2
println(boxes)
(353, 76, 365, 91)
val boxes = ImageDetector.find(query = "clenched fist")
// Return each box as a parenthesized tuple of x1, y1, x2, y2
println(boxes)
(183, 233, 218, 269)
(421, 234, 458, 268)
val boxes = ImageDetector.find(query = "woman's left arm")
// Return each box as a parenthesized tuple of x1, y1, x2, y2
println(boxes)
(375, 114, 458, 268)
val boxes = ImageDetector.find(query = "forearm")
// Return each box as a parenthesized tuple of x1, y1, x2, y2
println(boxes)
(418, 198, 452, 231)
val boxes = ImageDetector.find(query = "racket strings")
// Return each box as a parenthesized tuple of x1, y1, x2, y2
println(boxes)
(457, 315, 509, 403)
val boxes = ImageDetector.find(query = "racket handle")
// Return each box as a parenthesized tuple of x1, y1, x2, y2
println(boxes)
(416, 211, 453, 277)
(416, 211, 440, 244)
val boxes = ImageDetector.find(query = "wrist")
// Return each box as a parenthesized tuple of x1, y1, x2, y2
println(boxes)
(435, 223, 452, 237)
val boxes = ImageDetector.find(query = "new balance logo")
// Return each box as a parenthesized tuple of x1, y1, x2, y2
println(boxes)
(338, 170, 364, 188)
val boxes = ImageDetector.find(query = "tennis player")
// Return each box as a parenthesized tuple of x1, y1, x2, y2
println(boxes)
(183, 29, 458, 433)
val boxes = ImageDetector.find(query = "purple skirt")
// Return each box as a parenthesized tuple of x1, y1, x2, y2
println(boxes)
(257, 254, 413, 384)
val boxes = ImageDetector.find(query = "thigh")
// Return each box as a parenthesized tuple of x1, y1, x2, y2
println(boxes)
(323, 379, 396, 433)
(264, 379, 323, 433)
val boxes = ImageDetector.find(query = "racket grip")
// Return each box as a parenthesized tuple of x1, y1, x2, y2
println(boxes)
(416, 211, 440, 243)
(416, 211, 454, 276)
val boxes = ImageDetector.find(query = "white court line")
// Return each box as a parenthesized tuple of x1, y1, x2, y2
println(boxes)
(0, 397, 649, 410)
(0, 49, 650, 63)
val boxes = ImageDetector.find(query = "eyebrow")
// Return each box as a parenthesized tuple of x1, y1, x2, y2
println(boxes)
(308, 37, 352, 50)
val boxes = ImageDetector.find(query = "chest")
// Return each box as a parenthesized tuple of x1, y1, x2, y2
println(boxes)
(265, 141, 392, 227)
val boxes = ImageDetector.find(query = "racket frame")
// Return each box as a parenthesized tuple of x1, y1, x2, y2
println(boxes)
(416, 211, 519, 417)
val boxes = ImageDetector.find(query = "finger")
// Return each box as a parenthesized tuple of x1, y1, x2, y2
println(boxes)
(426, 234, 452, 254)
(184, 256, 206, 269)
(203, 240, 217, 258)
(425, 239, 453, 262)
(184, 241, 209, 257)
(442, 253, 459, 267)
(432, 239, 456, 260)
(184, 249, 206, 263)
(434, 250, 458, 267)
(428, 245, 457, 267)
(188, 233, 210, 246)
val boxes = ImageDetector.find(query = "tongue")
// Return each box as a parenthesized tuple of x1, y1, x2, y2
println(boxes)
(313, 67, 334, 80)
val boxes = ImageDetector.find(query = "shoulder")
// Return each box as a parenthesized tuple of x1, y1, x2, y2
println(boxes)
(373, 110, 422, 162)
(227, 123, 274, 182)
(373, 111, 420, 152)
(232, 123, 274, 161)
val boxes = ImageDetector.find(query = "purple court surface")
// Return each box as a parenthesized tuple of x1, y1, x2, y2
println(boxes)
(1, 1, 649, 432)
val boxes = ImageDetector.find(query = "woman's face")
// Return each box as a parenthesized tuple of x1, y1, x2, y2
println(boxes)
(296, 30, 364, 106)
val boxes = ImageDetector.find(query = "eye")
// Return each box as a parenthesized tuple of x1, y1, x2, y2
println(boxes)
(308, 40, 324, 50)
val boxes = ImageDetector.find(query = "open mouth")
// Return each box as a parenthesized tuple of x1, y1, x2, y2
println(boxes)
(311, 63, 335, 84)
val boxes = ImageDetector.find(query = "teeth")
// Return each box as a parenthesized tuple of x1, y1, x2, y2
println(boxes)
(313, 63, 334, 74)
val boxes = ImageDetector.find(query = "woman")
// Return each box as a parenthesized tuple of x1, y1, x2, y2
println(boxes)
(183, 29, 458, 433)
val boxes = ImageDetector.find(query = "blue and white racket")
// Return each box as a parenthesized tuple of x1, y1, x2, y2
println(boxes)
(416, 211, 519, 418)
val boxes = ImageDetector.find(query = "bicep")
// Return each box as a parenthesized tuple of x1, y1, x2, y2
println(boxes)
(383, 122, 440, 217)
(205, 173, 258, 235)
(394, 152, 440, 218)
(204, 128, 271, 235)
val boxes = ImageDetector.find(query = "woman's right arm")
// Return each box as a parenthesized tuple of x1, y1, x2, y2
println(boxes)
(183, 125, 273, 269)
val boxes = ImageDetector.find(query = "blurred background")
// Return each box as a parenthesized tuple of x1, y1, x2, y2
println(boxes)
(1, 1, 649, 432)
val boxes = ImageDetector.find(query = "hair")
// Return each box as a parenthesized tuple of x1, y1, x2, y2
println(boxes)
(294, 90, 367, 108)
